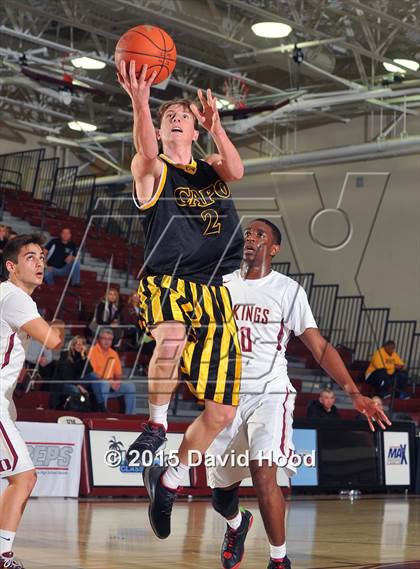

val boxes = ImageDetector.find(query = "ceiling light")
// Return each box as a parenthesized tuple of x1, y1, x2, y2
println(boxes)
(383, 58, 419, 73)
(71, 56, 106, 70)
(251, 22, 292, 39)
(216, 98, 235, 110)
(68, 121, 97, 132)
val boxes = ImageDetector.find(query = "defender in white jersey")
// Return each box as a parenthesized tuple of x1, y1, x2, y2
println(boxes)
(0, 235, 63, 569)
(207, 219, 391, 569)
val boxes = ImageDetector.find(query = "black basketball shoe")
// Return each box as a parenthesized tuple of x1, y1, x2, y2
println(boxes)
(220, 509, 253, 569)
(126, 422, 167, 466)
(143, 465, 177, 539)
(0, 552, 25, 568)
(267, 556, 291, 569)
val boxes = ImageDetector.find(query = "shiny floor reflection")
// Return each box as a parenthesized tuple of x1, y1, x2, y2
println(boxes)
(17, 495, 419, 568)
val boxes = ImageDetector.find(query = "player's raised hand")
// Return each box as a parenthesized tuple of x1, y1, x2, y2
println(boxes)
(350, 394, 392, 432)
(117, 61, 157, 109)
(190, 88, 223, 135)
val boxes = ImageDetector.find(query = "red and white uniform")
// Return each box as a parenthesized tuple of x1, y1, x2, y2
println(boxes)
(207, 270, 317, 488)
(0, 281, 40, 477)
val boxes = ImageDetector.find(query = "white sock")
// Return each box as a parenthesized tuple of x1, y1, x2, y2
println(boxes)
(161, 462, 189, 490)
(0, 529, 15, 553)
(225, 510, 242, 530)
(270, 543, 286, 560)
(149, 402, 169, 430)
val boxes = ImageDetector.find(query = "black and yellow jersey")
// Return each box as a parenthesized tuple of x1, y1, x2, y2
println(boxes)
(134, 153, 243, 285)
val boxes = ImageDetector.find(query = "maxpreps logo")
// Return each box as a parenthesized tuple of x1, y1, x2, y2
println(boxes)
(27, 442, 74, 473)
(387, 444, 408, 465)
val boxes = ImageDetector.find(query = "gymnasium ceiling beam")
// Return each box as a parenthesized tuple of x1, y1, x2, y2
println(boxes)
(347, 1, 420, 36)
(90, 0, 254, 50)
(3, 0, 119, 41)
(215, 0, 321, 38)
(217, 0, 420, 78)
(0, 95, 74, 120)
(0, 27, 226, 101)
(233, 37, 347, 60)
(0, 24, 285, 97)
(93, 135, 420, 185)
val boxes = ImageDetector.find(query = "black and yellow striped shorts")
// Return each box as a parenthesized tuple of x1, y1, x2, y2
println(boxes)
(137, 275, 241, 406)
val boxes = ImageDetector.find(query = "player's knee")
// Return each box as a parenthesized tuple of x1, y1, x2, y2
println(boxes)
(212, 487, 239, 518)
(251, 464, 277, 494)
(153, 324, 186, 361)
(12, 469, 37, 495)
(203, 404, 236, 432)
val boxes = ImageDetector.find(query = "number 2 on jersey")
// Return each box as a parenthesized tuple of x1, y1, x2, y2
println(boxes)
(240, 326, 252, 352)
(201, 208, 221, 235)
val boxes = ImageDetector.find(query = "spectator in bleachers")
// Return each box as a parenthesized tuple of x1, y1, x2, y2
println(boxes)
(90, 287, 122, 346)
(43, 227, 81, 286)
(88, 328, 136, 414)
(25, 339, 56, 382)
(92, 287, 121, 328)
(120, 292, 141, 350)
(53, 335, 107, 411)
(307, 388, 341, 419)
(365, 340, 410, 400)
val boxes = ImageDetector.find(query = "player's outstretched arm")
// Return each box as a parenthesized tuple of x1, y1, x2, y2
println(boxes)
(21, 318, 64, 351)
(118, 61, 163, 205)
(117, 61, 158, 157)
(299, 328, 392, 431)
(190, 88, 244, 182)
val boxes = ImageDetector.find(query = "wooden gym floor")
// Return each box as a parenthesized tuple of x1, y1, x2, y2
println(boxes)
(17, 495, 419, 569)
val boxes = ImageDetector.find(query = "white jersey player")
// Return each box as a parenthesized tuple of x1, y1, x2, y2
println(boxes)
(207, 219, 391, 569)
(0, 235, 62, 569)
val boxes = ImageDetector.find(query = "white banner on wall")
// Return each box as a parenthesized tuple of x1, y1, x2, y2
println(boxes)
(383, 431, 410, 486)
(0, 422, 85, 497)
(89, 430, 191, 487)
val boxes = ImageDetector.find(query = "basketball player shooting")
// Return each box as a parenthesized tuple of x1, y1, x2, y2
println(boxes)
(118, 60, 245, 539)
(206, 219, 391, 569)
(0, 235, 64, 569)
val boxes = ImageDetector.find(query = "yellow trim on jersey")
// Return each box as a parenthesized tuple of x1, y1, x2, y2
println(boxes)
(214, 287, 230, 404)
(197, 286, 216, 401)
(181, 281, 198, 382)
(136, 160, 168, 211)
(149, 277, 164, 323)
(159, 153, 197, 175)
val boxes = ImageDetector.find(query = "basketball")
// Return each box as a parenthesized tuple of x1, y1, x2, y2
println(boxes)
(115, 25, 176, 84)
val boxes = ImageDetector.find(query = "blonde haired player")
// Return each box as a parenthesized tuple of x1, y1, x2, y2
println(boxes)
(0, 235, 63, 568)
(207, 219, 391, 569)
(118, 61, 245, 539)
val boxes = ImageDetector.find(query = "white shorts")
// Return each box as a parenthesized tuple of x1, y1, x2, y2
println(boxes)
(0, 418, 34, 478)
(207, 387, 296, 489)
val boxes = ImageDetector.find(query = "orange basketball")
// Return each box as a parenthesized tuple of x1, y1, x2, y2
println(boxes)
(115, 25, 176, 85)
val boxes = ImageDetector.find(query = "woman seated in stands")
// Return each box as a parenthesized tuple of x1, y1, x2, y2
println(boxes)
(94, 287, 121, 326)
(90, 287, 122, 346)
(53, 335, 107, 411)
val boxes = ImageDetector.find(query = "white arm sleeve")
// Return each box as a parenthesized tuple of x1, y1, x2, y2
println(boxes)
(2, 290, 41, 330)
(283, 283, 317, 336)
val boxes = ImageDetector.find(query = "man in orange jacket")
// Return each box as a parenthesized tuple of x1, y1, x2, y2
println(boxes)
(88, 328, 137, 413)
